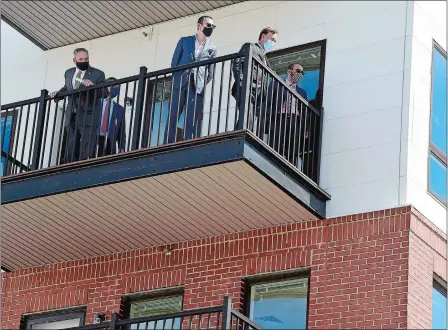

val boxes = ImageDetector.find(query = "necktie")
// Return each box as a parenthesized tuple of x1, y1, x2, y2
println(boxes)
(101, 98, 111, 135)
(74, 70, 82, 89)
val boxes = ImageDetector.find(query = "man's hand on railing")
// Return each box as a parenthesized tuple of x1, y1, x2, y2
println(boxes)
(81, 79, 94, 87)
(49, 91, 58, 98)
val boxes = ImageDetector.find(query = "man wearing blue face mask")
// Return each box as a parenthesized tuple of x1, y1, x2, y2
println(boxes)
(97, 77, 127, 157)
(232, 27, 278, 137)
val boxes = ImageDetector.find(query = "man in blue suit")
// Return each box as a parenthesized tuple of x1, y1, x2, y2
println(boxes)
(165, 16, 218, 143)
(97, 77, 127, 157)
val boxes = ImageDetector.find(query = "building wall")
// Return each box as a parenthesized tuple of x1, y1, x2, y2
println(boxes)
(2, 1, 421, 225)
(404, 0, 447, 232)
(1, 206, 446, 329)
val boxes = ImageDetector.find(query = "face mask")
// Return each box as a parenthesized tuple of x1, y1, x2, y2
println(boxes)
(264, 40, 275, 51)
(291, 72, 303, 83)
(203, 27, 213, 37)
(109, 87, 120, 99)
(76, 61, 89, 71)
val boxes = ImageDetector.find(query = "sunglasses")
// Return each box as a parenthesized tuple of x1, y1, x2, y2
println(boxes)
(203, 23, 216, 29)
(291, 69, 305, 75)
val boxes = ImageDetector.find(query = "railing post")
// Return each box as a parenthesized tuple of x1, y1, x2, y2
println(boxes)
(131, 66, 148, 150)
(237, 45, 253, 130)
(30, 89, 48, 170)
(221, 296, 232, 329)
(316, 107, 324, 184)
(110, 312, 120, 330)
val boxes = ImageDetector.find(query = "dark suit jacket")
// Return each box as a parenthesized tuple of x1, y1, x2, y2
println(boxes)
(56, 66, 107, 127)
(231, 42, 269, 101)
(99, 101, 127, 153)
(171, 36, 217, 93)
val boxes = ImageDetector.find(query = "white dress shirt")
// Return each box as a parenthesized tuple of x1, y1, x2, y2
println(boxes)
(72, 68, 86, 89)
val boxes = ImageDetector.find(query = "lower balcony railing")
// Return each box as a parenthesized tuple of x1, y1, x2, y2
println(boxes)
(1, 46, 323, 183)
(67, 297, 262, 330)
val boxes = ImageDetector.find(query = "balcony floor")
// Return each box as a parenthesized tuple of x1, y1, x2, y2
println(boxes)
(1, 131, 329, 270)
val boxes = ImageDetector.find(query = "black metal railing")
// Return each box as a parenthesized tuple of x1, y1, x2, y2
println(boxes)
(1, 48, 323, 183)
(66, 297, 262, 330)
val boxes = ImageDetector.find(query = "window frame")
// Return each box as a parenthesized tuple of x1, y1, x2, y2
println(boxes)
(21, 308, 86, 330)
(266, 39, 327, 109)
(428, 40, 447, 206)
(243, 269, 310, 328)
(121, 287, 184, 319)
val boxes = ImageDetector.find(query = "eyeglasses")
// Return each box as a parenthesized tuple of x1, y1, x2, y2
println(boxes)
(204, 23, 216, 29)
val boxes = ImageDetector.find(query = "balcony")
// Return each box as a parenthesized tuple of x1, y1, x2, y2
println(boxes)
(0, 48, 330, 271)
(65, 297, 261, 330)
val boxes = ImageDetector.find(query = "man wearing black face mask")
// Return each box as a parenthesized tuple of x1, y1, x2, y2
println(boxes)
(165, 15, 218, 144)
(268, 63, 308, 168)
(50, 48, 107, 163)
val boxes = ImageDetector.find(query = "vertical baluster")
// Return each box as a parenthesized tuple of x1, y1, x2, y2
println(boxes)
(39, 97, 53, 169)
(216, 61, 225, 134)
(225, 60, 233, 133)
(300, 107, 309, 172)
(54, 96, 68, 165)
(291, 99, 299, 168)
(127, 80, 138, 151)
(157, 75, 167, 145)
(19, 104, 31, 173)
(182, 70, 191, 142)
(207, 59, 217, 137)
(27, 102, 38, 169)
(131, 66, 148, 150)
(147, 76, 158, 147)
(285, 91, 294, 164)
(296, 103, 304, 171)
(12, 105, 24, 174)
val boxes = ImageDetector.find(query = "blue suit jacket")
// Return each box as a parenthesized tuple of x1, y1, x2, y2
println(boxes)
(98, 101, 127, 153)
(171, 35, 218, 93)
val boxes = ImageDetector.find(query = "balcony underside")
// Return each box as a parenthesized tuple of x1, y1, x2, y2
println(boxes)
(1, 0, 242, 50)
(1, 131, 329, 271)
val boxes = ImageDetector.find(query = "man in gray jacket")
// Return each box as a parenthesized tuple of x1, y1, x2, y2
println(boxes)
(232, 27, 278, 137)
(50, 48, 108, 163)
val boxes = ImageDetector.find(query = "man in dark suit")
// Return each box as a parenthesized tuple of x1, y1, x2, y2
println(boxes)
(232, 27, 278, 137)
(165, 15, 218, 144)
(97, 77, 127, 157)
(50, 48, 107, 163)
(268, 63, 309, 167)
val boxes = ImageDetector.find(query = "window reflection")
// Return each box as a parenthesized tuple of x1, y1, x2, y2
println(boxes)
(268, 45, 322, 104)
(433, 285, 447, 330)
(129, 295, 183, 330)
(249, 278, 308, 329)
(430, 46, 447, 155)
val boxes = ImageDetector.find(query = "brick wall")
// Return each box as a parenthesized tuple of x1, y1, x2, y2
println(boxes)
(1, 206, 445, 329)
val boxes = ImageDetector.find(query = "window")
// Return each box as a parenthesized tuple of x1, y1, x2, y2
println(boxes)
(22, 309, 85, 329)
(123, 290, 183, 330)
(429, 42, 447, 205)
(433, 281, 447, 330)
(245, 273, 309, 329)
(267, 40, 326, 106)
(1, 108, 18, 176)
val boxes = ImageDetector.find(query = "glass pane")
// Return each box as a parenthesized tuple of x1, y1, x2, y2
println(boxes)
(429, 154, 447, 203)
(430, 47, 447, 154)
(268, 46, 321, 102)
(130, 295, 183, 330)
(250, 278, 308, 329)
(30, 318, 80, 329)
(1, 116, 13, 176)
(433, 286, 447, 330)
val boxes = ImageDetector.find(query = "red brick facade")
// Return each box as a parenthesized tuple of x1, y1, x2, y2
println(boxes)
(1, 206, 446, 329)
